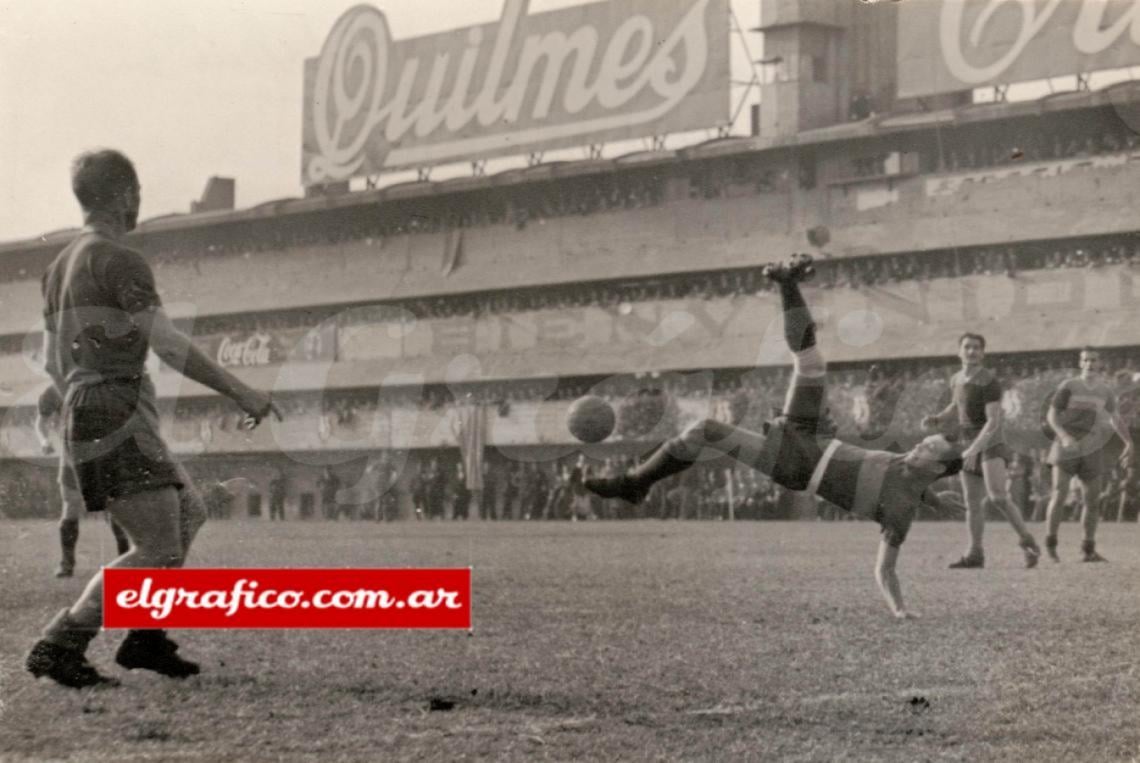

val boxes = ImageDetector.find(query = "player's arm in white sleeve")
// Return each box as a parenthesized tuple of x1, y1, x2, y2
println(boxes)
(33, 408, 53, 454)
(921, 488, 965, 516)
(875, 540, 916, 620)
(41, 329, 63, 391)
(33, 412, 54, 454)
(37, 331, 61, 454)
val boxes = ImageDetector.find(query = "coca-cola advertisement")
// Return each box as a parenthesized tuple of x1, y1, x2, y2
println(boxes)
(213, 332, 280, 368)
(206, 323, 337, 368)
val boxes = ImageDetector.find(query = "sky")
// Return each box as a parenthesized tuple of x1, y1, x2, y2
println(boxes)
(0, 0, 763, 244)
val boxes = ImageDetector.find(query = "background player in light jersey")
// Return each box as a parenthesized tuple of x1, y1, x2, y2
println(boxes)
(923, 334, 1040, 569)
(587, 255, 964, 619)
(35, 384, 130, 577)
(25, 149, 281, 689)
(1043, 347, 1133, 562)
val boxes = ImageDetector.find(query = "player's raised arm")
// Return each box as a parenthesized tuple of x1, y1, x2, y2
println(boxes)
(874, 539, 915, 619)
(921, 488, 965, 517)
(140, 305, 282, 425)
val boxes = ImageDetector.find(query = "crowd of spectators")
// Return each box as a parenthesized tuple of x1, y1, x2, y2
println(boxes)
(144, 168, 671, 267)
(158, 345, 1140, 444)
(939, 112, 1140, 173)
(168, 232, 1140, 344)
(7, 232, 1113, 376)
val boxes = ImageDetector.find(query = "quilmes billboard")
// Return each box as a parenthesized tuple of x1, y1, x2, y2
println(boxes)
(898, 0, 1140, 99)
(301, 0, 730, 186)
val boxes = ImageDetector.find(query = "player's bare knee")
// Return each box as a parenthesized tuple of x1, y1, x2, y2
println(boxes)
(132, 540, 184, 568)
(180, 489, 209, 541)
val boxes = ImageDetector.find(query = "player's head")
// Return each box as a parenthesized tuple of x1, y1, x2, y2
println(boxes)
(905, 433, 964, 477)
(958, 333, 986, 366)
(71, 149, 140, 231)
(1078, 346, 1103, 377)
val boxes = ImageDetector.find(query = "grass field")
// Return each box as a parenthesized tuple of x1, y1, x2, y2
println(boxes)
(2, 518, 1138, 762)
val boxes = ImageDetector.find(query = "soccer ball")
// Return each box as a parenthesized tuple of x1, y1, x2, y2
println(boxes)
(566, 395, 616, 443)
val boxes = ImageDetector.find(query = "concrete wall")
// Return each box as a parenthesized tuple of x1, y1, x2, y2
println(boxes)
(1, 264, 1135, 405)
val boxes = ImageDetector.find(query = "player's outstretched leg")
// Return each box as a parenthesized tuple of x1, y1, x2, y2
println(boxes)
(585, 442, 685, 504)
(110, 519, 131, 556)
(586, 420, 768, 504)
(764, 254, 830, 428)
(763, 253, 818, 352)
(589, 255, 814, 504)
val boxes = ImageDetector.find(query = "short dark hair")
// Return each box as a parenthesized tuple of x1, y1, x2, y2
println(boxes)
(71, 149, 138, 212)
(1080, 346, 1099, 356)
(959, 333, 986, 351)
(942, 456, 965, 478)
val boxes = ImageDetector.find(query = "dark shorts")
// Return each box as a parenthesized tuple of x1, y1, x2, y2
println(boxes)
(762, 372, 831, 491)
(1046, 442, 1108, 483)
(63, 377, 182, 512)
(962, 441, 1012, 478)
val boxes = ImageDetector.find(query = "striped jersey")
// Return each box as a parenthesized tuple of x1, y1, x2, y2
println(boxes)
(1050, 377, 1117, 442)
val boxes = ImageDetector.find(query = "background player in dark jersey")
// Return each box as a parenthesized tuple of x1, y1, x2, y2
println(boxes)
(34, 384, 130, 577)
(1042, 347, 1133, 562)
(587, 255, 964, 619)
(923, 335, 1040, 569)
(26, 149, 282, 689)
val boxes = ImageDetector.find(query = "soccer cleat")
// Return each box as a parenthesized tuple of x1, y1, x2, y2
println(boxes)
(115, 630, 200, 678)
(1044, 535, 1060, 563)
(948, 553, 985, 569)
(26, 640, 119, 689)
(1020, 537, 1041, 569)
(1080, 549, 1108, 563)
(584, 474, 649, 505)
(763, 254, 816, 284)
(54, 564, 74, 578)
